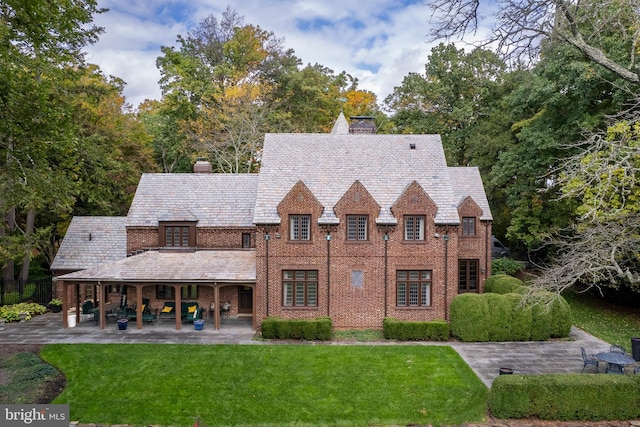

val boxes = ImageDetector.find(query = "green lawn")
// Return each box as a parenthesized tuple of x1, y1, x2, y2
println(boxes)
(40, 344, 487, 427)
(564, 291, 640, 352)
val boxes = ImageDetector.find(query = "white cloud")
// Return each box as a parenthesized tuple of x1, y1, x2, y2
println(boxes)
(85, 0, 442, 108)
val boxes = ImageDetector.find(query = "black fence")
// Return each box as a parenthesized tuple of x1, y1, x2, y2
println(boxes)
(1, 279, 53, 306)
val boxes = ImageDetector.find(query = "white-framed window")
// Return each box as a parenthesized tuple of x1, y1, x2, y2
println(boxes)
(290, 215, 311, 240)
(404, 216, 425, 240)
(347, 215, 368, 240)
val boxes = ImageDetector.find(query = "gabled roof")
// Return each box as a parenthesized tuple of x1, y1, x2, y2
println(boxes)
(50, 216, 127, 272)
(126, 173, 259, 227)
(54, 250, 256, 283)
(253, 133, 461, 225)
(449, 167, 493, 221)
(331, 111, 350, 134)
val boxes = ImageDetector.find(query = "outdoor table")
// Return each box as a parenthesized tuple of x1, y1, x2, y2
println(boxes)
(596, 352, 636, 374)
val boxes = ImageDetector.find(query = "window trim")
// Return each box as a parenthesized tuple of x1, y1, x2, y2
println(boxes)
(282, 270, 318, 307)
(396, 270, 432, 307)
(404, 215, 426, 241)
(289, 215, 311, 241)
(159, 221, 196, 247)
(458, 259, 479, 293)
(346, 215, 368, 241)
(462, 217, 476, 236)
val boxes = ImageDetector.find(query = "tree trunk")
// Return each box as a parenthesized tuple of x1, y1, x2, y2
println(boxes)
(18, 208, 35, 282)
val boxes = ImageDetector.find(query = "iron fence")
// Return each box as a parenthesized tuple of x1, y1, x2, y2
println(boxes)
(1, 279, 53, 306)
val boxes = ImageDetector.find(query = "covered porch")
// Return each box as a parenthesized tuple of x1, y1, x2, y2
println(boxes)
(54, 250, 256, 331)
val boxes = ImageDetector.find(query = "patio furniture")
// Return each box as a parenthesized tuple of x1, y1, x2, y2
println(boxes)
(596, 351, 636, 374)
(220, 301, 231, 317)
(184, 306, 204, 323)
(81, 301, 96, 322)
(581, 347, 599, 373)
(159, 301, 176, 321)
(610, 345, 626, 354)
(181, 302, 198, 321)
(634, 366, 640, 374)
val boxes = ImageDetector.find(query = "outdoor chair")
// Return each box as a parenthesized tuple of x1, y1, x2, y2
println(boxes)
(610, 345, 626, 354)
(634, 366, 640, 374)
(81, 300, 96, 322)
(606, 362, 624, 374)
(581, 347, 599, 373)
(159, 301, 176, 321)
(220, 301, 231, 317)
(184, 306, 203, 323)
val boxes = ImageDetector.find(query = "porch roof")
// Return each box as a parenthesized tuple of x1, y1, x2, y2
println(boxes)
(54, 250, 256, 283)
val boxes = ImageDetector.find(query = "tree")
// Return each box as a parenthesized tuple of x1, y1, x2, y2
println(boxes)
(0, 0, 105, 282)
(426, 0, 640, 85)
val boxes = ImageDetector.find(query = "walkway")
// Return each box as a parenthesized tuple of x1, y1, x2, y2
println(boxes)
(0, 313, 616, 387)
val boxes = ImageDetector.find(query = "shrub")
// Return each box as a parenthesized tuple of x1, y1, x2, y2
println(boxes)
(383, 318, 449, 341)
(489, 374, 640, 421)
(484, 274, 526, 294)
(0, 303, 47, 322)
(260, 317, 332, 340)
(450, 292, 571, 342)
(450, 293, 490, 342)
(491, 258, 525, 276)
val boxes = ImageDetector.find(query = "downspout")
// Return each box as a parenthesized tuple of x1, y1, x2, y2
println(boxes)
(264, 232, 270, 317)
(484, 222, 490, 283)
(326, 233, 331, 316)
(443, 227, 450, 321)
(383, 231, 389, 318)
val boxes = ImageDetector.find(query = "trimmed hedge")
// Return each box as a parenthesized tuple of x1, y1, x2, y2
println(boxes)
(450, 292, 571, 342)
(484, 274, 526, 294)
(489, 374, 640, 421)
(260, 316, 332, 340)
(383, 318, 449, 341)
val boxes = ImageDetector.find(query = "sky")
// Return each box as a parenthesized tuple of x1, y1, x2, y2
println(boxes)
(83, 0, 485, 109)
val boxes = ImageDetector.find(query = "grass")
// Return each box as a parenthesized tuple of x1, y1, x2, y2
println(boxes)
(564, 290, 640, 352)
(0, 352, 61, 404)
(40, 344, 487, 427)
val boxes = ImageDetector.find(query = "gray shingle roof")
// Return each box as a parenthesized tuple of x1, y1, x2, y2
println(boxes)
(253, 133, 462, 225)
(126, 174, 259, 227)
(449, 167, 493, 221)
(54, 250, 256, 283)
(50, 216, 127, 272)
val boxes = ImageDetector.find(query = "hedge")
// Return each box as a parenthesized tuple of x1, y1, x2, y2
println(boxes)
(260, 316, 332, 340)
(383, 318, 449, 341)
(489, 374, 640, 421)
(449, 292, 571, 342)
(484, 274, 526, 294)
(0, 303, 47, 322)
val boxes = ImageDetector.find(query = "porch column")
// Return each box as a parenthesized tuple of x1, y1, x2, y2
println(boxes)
(136, 285, 143, 329)
(98, 283, 106, 329)
(214, 285, 220, 331)
(62, 281, 68, 328)
(174, 285, 182, 330)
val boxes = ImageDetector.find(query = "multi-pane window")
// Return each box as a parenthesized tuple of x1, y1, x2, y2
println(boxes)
(181, 285, 198, 299)
(404, 216, 425, 240)
(242, 233, 251, 248)
(462, 217, 476, 236)
(347, 215, 368, 240)
(156, 285, 175, 300)
(459, 260, 478, 292)
(290, 215, 311, 240)
(283, 270, 318, 307)
(165, 226, 190, 246)
(396, 270, 431, 307)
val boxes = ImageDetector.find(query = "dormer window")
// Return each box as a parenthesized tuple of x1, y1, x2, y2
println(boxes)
(462, 217, 476, 236)
(290, 215, 311, 240)
(347, 215, 368, 241)
(160, 222, 196, 247)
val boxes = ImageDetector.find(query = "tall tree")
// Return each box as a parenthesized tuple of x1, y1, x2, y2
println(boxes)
(426, 0, 640, 85)
(0, 0, 105, 281)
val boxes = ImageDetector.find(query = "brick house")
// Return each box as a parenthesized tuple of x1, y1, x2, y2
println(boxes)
(52, 113, 493, 330)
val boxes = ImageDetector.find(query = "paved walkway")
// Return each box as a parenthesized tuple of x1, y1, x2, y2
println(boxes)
(0, 312, 619, 387)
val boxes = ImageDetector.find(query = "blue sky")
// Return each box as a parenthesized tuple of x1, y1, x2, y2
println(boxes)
(84, 0, 487, 108)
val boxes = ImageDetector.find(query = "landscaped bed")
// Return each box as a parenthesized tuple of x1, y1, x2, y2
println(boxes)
(40, 343, 487, 427)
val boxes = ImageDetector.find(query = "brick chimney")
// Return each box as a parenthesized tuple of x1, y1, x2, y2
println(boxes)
(193, 159, 212, 173)
(349, 116, 377, 134)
